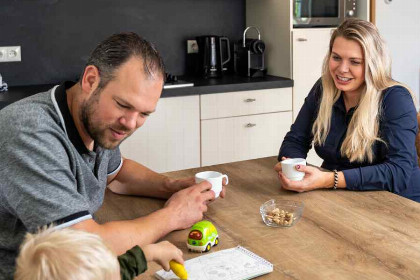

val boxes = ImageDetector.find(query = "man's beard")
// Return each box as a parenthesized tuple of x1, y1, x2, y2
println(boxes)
(80, 89, 132, 150)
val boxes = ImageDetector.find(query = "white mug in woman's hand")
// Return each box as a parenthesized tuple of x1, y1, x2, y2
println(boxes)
(195, 171, 229, 198)
(281, 158, 306, 181)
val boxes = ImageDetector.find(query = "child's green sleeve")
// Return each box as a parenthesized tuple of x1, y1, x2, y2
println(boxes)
(118, 245, 148, 280)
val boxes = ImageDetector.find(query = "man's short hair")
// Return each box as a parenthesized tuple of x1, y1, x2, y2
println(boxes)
(14, 227, 119, 280)
(81, 32, 165, 89)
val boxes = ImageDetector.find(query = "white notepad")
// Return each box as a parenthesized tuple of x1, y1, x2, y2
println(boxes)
(154, 246, 273, 280)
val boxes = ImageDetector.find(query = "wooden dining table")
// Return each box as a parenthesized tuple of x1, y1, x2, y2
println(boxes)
(95, 156, 420, 280)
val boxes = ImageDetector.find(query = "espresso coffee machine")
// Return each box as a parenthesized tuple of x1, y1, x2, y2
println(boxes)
(195, 35, 231, 78)
(234, 26, 267, 77)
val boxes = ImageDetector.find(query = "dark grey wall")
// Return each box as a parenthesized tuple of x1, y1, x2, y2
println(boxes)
(0, 0, 245, 86)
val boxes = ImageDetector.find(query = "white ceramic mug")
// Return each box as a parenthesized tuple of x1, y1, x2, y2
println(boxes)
(281, 158, 306, 181)
(195, 171, 229, 198)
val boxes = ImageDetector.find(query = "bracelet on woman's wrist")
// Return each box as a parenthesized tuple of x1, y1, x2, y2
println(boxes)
(333, 169, 338, 190)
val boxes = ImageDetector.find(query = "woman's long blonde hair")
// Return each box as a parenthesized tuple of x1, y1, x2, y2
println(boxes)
(312, 18, 414, 163)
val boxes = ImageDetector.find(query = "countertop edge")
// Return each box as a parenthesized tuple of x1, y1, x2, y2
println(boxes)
(0, 75, 294, 109)
(162, 78, 293, 97)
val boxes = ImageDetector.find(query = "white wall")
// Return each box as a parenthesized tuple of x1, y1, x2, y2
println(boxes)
(376, 0, 420, 107)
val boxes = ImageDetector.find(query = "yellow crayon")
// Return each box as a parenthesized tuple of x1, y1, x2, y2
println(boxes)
(169, 260, 188, 279)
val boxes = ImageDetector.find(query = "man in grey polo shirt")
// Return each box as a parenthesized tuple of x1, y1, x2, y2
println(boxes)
(0, 33, 223, 278)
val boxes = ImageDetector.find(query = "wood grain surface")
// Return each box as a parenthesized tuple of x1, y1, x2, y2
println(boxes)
(95, 157, 420, 280)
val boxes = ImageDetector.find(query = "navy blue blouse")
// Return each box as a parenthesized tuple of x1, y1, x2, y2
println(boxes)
(279, 80, 420, 202)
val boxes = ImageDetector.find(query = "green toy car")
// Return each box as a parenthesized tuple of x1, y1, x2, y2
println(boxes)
(187, 220, 219, 252)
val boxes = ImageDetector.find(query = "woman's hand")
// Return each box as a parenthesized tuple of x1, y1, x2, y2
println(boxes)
(277, 164, 333, 192)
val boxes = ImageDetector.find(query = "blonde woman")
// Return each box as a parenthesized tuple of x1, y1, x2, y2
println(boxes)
(275, 18, 420, 202)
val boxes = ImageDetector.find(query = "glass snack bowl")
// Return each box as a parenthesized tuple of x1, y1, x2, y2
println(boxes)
(260, 199, 304, 228)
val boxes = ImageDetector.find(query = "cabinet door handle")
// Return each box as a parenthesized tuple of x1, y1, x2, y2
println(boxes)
(297, 38, 308, 42)
(245, 123, 256, 128)
(244, 98, 256, 102)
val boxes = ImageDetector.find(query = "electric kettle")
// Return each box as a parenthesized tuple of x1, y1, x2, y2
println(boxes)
(196, 35, 231, 78)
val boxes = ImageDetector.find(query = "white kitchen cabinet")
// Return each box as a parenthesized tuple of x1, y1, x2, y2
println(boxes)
(292, 28, 332, 120)
(200, 88, 293, 166)
(201, 112, 292, 166)
(292, 29, 332, 166)
(201, 88, 292, 119)
(119, 95, 200, 173)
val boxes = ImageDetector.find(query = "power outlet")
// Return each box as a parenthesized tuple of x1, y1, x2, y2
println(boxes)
(187, 40, 198, 54)
(0, 46, 21, 62)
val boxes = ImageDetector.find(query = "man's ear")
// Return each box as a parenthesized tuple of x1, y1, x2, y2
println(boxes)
(81, 65, 100, 95)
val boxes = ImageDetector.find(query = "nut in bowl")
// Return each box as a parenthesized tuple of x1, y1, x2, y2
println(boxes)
(260, 199, 304, 228)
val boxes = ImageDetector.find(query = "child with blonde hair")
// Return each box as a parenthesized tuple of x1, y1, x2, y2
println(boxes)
(14, 227, 184, 280)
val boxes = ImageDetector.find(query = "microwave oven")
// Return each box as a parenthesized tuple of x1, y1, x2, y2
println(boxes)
(293, 0, 357, 28)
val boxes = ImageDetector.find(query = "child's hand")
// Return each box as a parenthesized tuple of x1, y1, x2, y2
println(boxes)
(143, 241, 184, 271)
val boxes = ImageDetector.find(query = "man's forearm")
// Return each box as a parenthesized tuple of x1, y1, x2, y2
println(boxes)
(107, 158, 174, 198)
(74, 175, 213, 255)
(72, 207, 176, 255)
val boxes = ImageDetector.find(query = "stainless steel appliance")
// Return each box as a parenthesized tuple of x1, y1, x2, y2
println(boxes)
(293, 0, 358, 28)
(195, 35, 231, 78)
(163, 73, 193, 89)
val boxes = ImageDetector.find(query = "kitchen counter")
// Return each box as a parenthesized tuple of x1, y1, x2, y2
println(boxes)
(0, 75, 293, 110)
(163, 74, 293, 97)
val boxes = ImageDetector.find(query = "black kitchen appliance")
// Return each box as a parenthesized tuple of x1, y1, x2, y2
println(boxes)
(195, 35, 231, 78)
(234, 26, 267, 78)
